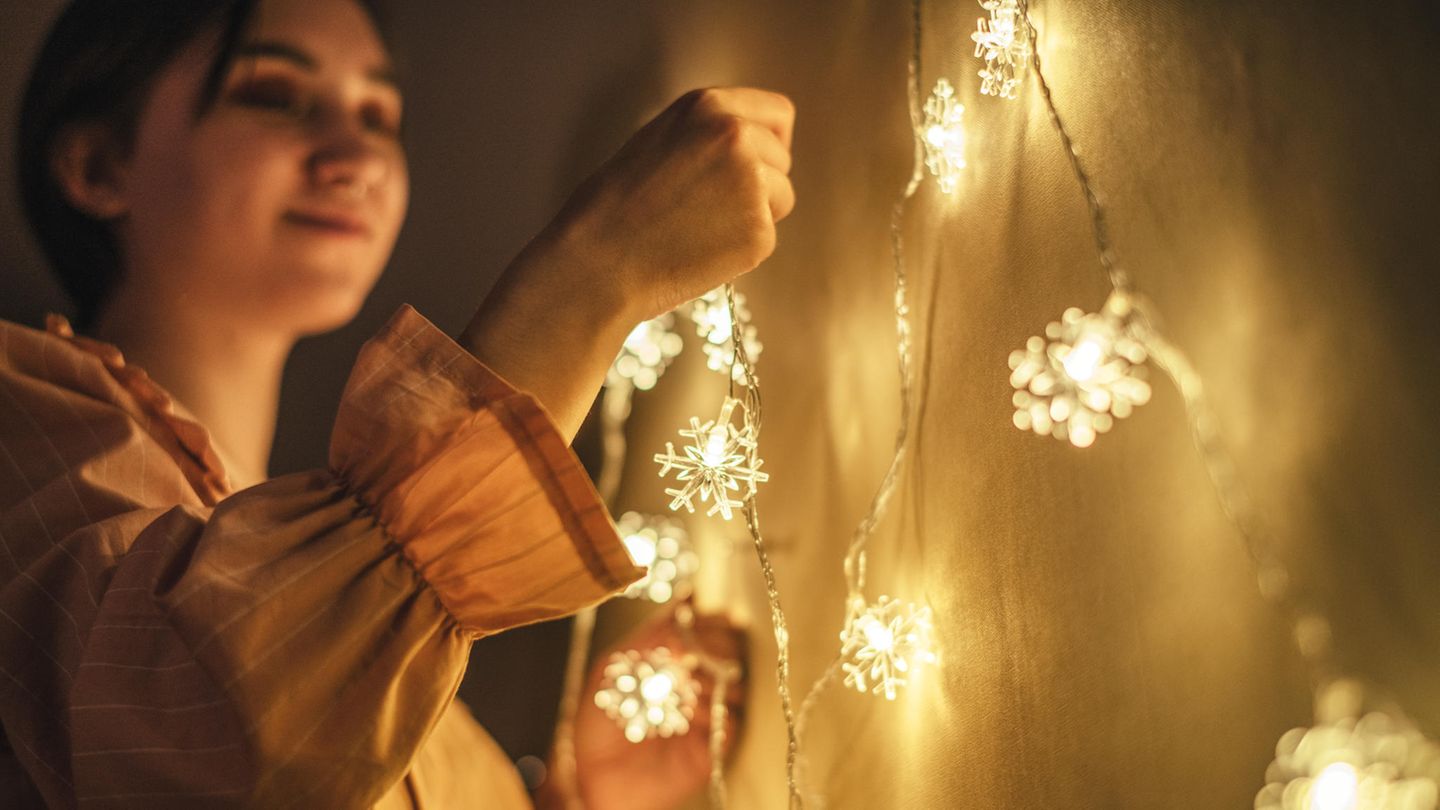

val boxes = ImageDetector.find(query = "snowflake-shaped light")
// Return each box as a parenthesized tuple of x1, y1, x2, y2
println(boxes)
(921, 78, 967, 194)
(615, 511, 698, 604)
(654, 397, 769, 521)
(1256, 713, 1440, 810)
(971, 0, 1031, 100)
(594, 647, 699, 744)
(688, 287, 763, 383)
(608, 313, 684, 391)
(839, 595, 938, 701)
(1008, 292, 1152, 448)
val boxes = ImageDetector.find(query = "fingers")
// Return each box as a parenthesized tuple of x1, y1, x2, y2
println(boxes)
(690, 86, 795, 150)
(764, 165, 796, 223)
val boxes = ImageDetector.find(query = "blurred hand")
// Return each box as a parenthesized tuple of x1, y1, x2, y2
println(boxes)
(566, 605, 746, 810)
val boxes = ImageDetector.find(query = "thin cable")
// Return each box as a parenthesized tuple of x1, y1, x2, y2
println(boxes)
(707, 665, 734, 809)
(1020, 2, 1333, 679)
(1018, 0, 1130, 295)
(723, 281, 803, 809)
(794, 0, 927, 789)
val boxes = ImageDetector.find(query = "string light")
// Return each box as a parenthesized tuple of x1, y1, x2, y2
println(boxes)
(608, 313, 684, 391)
(654, 396, 770, 521)
(1256, 712, 1440, 809)
(594, 647, 700, 744)
(838, 595, 937, 701)
(971, 0, 1030, 99)
(615, 511, 699, 604)
(690, 287, 764, 382)
(1010, 7, 1438, 809)
(1008, 291, 1152, 448)
(921, 78, 967, 194)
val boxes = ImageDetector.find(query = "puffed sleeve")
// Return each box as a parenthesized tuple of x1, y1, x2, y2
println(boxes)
(0, 306, 642, 809)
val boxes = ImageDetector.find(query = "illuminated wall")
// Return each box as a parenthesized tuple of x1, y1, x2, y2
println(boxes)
(2, 1, 1437, 807)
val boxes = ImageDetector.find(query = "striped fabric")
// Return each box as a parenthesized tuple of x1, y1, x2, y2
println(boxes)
(0, 305, 642, 808)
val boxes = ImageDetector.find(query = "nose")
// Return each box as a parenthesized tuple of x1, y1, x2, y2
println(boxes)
(307, 114, 388, 199)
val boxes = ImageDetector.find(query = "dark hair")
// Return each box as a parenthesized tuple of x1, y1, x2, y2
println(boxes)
(17, 0, 391, 328)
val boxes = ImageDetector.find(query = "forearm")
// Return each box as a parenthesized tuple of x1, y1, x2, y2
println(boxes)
(459, 230, 637, 444)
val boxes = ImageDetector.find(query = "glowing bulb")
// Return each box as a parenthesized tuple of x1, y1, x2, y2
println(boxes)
(701, 427, 728, 466)
(1309, 763, 1360, 810)
(972, 0, 1031, 100)
(1008, 295, 1151, 447)
(654, 397, 769, 521)
(689, 287, 763, 382)
(1062, 338, 1105, 383)
(594, 648, 698, 744)
(1256, 702, 1440, 810)
(640, 672, 675, 703)
(920, 79, 967, 194)
(608, 313, 683, 391)
(840, 596, 938, 701)
(615, 512, 697, 603)
(622, 533, 658, 567)
(861, 617, 895, 653)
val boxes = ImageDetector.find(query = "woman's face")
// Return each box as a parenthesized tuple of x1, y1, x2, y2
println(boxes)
(115, 0, 408, 336)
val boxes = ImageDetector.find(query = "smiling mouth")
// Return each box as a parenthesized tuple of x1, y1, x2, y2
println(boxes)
(283, 210, 371, 237)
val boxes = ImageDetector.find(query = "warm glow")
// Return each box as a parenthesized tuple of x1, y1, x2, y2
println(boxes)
(701, 427, 729, 467)
(689, 287, 763, 382)
(640, 672, 675, 703)
(615, 512, 697, 604)
(622, 532, 658, 568)
(861, 616, 895, 653)
(1062, 338, 1105, 383)
(840, 596, 938, 701)
(594, 648, 698, 744)
(1309, 763, 1359, 810)
(972, 0, 1030, 99)
(921, 79, 967, 194)
(654, 397, 769, 521)
(608, 314, 683, 391)
(1009, 295, 1152, 448)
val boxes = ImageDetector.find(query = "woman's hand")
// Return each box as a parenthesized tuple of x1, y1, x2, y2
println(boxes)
(460, 87, 796, 440)
(555, 605, 747, 810)
(544, 86, 797, 321)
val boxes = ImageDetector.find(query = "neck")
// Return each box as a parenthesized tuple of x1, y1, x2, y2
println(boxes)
(92, 290, 293, 491)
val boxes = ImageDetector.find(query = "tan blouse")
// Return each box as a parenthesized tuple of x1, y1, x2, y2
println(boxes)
(0, 305, 643, 808)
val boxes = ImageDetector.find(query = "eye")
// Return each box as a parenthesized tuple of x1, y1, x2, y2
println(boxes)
(360, 100, 402, 137)
(230, 77, 311, 118)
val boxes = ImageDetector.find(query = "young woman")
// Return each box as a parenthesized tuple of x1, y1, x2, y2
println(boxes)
(0, 0, 795, 807)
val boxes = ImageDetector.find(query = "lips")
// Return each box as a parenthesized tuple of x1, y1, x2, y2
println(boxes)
(283, 209, 372, 237)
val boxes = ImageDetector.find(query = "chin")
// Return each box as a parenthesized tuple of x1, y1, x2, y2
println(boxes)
(261, 270, 380, 338)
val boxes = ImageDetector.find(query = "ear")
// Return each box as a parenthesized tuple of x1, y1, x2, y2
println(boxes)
(50, 123, 131, 221)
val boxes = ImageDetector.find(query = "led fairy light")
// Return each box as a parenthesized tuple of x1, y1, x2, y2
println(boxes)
(795, 2, 936, 800)
(690, 287, 764, 382)
(595, 647, 701, 743)
(654, 396, 770, 521)
(921, 78, 967, 193)
(1007, 291, 1152, 448)
(707, 282, 805, 809)
(1012, 0, 1440, 798)
(615, 510, 699, 604)
(971, 0, 1030, 99)
(839, 595, 938, 701)
(608, 313, 684, 391)
(1254, 683, 1440, 810)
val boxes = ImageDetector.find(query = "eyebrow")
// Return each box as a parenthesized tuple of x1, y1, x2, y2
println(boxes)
(235, 41, 398, 88)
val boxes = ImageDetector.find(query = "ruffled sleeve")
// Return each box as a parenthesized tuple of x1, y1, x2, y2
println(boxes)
(0, 306, 642, 808)
(331, 304, 644, 635)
